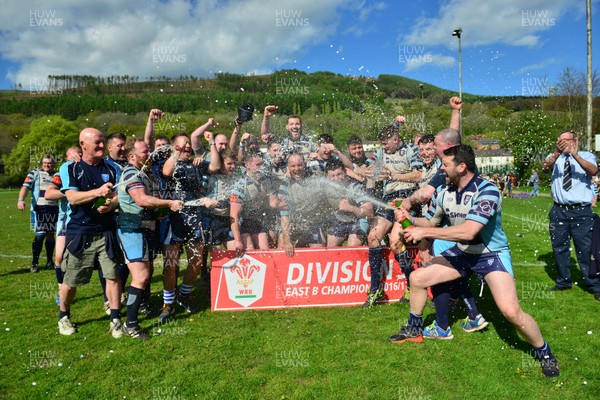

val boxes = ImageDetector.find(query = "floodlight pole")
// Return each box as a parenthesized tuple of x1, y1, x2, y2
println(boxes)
(586, 0, 592, 151)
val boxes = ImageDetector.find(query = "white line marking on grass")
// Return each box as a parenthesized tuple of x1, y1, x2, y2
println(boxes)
(513, 262, 547, 267)
(0, 253, 30, 259)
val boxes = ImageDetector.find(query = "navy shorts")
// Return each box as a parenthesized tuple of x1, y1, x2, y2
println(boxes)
(240, 217, 268, 235)
(33, 205, 59, 233)
(438, 245, 513, 280)
(168, 211, 207, 244)
(204, 216, 234, 245)
(290, 220, 326, 247)
(327, 217, 369, 240)
(56, 213, 67, 237)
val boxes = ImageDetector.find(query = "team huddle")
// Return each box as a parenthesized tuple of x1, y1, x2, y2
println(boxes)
(18, 98, 559, 377)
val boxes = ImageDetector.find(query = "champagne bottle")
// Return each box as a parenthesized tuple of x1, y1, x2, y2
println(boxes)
(400, 216, 414, 229)
(400, 216, 418, 243)
(389, 199, 402, 208)
(92, 197, 107, 211)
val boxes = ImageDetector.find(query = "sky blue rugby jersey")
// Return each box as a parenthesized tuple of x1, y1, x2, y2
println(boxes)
(426, 175, 509, 254)
(49, 162, 73, 224)
(117, 164, 158, 230)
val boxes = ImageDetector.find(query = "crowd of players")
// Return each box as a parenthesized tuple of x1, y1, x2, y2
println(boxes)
(17, 97, 560, 377)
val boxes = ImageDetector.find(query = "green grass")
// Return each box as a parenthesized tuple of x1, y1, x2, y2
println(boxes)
(0, 189, 598, 399)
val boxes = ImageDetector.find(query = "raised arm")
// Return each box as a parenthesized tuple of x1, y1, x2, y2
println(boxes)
(204, 131, 221, 174)
(542, 148, 561, 173)
(236, 133, 252, 164)
(145, 109, 164, 150)
(229, 118, 243, 155)
(449, 96, 462, 132)
(261, 105, 278, 142)
(328, 144, 354, 170)
(162, 147, 182, 178)
(190, 118, 215, 155)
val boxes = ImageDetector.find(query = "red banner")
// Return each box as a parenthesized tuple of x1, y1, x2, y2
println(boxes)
(210, 247, 407, 311)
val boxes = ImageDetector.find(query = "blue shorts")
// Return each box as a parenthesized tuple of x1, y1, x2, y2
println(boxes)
(158, 216, 172, 245)
(375, 190, 415, 222)
(33, 205, 59, 233)
(290, 220, 326, 247)
(432, 239, 454, 256)
(56, 213, 67, 237)
(240, 216, 268, 235)
(168, 210, 207, 244)
(439, 245, 513, 279)
(327, 216, 369, 240)
(117, 228, 158, 263)
(204, 216, 234, 245)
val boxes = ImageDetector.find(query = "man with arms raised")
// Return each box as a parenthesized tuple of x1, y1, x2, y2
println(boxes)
(261, 105, 316, 160)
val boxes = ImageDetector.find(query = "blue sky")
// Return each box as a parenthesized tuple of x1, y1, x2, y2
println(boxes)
(0, 0, 597, 96)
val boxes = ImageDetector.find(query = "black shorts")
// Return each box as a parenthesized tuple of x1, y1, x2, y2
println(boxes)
(169, 210, 207, 244)
(34, 205, 59, 233)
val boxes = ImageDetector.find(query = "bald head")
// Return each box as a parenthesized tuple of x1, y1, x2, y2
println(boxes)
(80, 128, 103, 142)
(79, 128, 106, 164)
(434, 128, 461, 158)
(436, 129, 461, 146)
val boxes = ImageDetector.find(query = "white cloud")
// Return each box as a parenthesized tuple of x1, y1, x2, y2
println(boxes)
(515, 58, 558, 75)
(400, 0, 580, 48)
(0, 0, 354, 88)
(402, 53, 455, 72)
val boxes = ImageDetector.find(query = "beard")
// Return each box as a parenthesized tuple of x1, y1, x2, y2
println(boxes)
(350, 154, 366, 165)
